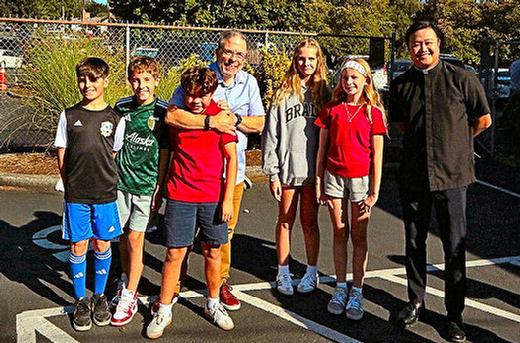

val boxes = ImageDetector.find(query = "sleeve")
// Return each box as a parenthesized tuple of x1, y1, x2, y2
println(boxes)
(168, 86, 186, 108)
(54, 111, 68, 148)
(261, 102, 281, 182)
(247, 76, 265, 116)
(314, 104, 331, 129)
(370, 107, 388, 135)
(113, 117, 126, 152)
(462, 73, 491, 121)
(388, 80, 405, 123)
(221, 132, 239, 145)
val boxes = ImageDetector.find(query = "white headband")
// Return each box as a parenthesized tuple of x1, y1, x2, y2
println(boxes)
(341, 60, 368, 77)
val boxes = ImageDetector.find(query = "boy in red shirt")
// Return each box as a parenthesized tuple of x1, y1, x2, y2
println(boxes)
(146, 67, 238, 339)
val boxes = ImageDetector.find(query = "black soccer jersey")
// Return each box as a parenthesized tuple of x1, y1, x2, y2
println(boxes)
(60, 103, 124, 204)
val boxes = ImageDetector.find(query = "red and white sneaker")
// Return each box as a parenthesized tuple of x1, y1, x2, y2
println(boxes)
(110, 287, 139, 326)
(220, 283, 241, 311)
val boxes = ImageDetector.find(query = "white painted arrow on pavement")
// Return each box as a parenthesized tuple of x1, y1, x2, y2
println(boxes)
(16, 306, 78, 343)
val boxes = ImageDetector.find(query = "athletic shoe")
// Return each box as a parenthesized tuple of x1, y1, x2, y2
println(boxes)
(111, 274, 128, 307)
(327, 287, 348, 315)
(296, 272, 319, 294)
(72, 297, 92, 331)
(91, 294, 111, 326)
(150, 296, 178, 316)
(146, 308, 172, 339)
(204, 303, 234, 331)
(346, 288, 364, 320)
(111, 287, 139, 326)
(276, 273, 294, 296)
(220, 283, 241, 311)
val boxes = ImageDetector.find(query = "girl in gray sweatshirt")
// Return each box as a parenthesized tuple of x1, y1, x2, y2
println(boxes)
(261, 38, 330, 296)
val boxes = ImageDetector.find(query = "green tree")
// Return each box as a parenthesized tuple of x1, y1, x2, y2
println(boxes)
(8, 0, 81, 19)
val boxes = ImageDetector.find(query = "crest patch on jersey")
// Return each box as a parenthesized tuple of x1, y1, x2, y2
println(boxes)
(147, 116, 159, 130)
(100, 121, 113, 137)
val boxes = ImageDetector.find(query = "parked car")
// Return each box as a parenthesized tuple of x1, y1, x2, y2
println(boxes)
(391, 59, 412, 80)
(0, 49, 23, 69)
(480, 68, 511, 106)
(439, 53, 465, 68)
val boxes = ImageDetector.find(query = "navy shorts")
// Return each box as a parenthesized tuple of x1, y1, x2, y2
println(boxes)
(164, 199, 228, 248)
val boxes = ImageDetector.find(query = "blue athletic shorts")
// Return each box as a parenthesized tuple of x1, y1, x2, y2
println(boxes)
(62, 201, 123, 243)
(164, 199, 228, 248)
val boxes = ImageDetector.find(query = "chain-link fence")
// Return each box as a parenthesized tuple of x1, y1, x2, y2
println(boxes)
(478, 40, 520, 158)
(0, 18, 395, 151)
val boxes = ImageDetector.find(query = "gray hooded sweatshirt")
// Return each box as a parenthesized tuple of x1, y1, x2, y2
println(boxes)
(262, 85, 319, 186)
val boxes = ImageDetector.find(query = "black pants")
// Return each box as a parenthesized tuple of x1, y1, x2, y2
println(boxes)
(399, 186, 467, 321)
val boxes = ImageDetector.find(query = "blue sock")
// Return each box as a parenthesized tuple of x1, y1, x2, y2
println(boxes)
(93, 247, 112, 295)
(69, 252, 87, 299)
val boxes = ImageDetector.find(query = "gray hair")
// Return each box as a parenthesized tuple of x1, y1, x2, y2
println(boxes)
(218, 30, 249, 51)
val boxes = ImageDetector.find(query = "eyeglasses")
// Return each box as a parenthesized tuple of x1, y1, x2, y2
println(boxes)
(220, 48, 247, 61)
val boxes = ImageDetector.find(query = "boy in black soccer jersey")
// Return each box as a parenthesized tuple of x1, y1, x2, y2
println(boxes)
(54, 57, 125, 331)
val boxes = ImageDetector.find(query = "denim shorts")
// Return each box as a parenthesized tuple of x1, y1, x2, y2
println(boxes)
(324, 169, 370, 202)
(164, 199, 228, 248)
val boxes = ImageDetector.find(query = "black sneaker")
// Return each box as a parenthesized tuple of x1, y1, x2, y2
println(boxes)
(91, 294, 112, 326)
(73, 298, 92, 331)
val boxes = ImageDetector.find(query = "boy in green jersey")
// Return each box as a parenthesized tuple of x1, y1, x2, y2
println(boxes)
(111, 56, 170, 326)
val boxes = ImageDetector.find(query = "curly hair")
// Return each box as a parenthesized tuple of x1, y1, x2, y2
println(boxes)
(180, 67, 218, 96)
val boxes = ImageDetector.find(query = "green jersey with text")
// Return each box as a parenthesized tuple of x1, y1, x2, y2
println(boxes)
(115, 96, 169, 196)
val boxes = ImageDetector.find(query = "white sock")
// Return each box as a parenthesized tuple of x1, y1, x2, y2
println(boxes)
(278, 264, 290, 275)
(306, 265, 317, 275)
(351, 286, 362, 294)
(207, 297, 219, 310)
(336, 282, 348, 290)
(158, 302, 173, 315)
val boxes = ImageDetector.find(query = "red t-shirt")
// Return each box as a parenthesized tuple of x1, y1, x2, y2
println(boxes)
(167, 100, 237, 202)
(314, 101, 387, 178)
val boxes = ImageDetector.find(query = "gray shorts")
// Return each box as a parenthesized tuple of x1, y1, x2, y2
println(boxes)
(324, 169, 370, 202)
(117, 190, 153, 232)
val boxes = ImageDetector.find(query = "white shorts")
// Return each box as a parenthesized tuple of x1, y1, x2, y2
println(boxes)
(116, 190, 153, 232)
(324, 169, 370, 203)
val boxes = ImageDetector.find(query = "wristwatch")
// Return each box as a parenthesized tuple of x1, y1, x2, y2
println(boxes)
(204, 115, 211, 131)
(234, 113, 242, 127)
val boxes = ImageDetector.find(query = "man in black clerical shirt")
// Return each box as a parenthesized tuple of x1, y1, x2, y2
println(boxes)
(388, 21, 492, 343)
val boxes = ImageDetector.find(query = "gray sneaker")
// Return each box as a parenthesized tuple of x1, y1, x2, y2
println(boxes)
(276, 273, 294, 296)
(327, 287, 347, 315)
(91, 294, 111, 326)
(296, 272, 319, 294)
(204, 303, 234, 331)
(72, 297, 92, 331)
(146, 308, 173, 339)
(346, 288, 364, 320)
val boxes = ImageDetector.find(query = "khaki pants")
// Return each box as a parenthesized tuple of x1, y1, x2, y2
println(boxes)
(220, 182, 244, 284)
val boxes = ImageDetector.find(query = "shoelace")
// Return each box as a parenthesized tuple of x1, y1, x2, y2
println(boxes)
(117, 293, 135, 312)
(300, 273, 317, 287)
(155, 311, 169, 325)
(96, 297, 109, 312)
(76, 300, 90, 315)
(331, 289, 347, 304)
(211, 304, 228, 322)
(347, 292, 362, 310)
(277, 274, 293, 288)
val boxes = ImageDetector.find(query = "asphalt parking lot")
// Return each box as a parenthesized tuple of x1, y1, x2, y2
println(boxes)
(0, 157, 519, 342)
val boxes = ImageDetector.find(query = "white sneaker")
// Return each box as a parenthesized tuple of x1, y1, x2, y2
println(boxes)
(346, 288, 364, 320)
(297, 272, 319, 294)
(276, 273, 294, 296)
(111, 287, 138, 326)
(111, 274, 128, 307)
(146, 308, 172, 339)
(204, 303, 234, 331)
(327, 287, 347, 315)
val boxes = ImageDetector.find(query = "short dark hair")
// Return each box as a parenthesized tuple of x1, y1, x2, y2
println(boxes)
(76, 57, 109, 79)
(128, 56, 161, 79)
(180, 67, 218, 97)
(405, 21, 443, 47)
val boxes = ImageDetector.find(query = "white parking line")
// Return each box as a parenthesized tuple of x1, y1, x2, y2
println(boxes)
(476, 179, 520, 199)
(235, 291, 361, 343)
(17, 255, 520, 342)
(378, 274, 520, 323)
